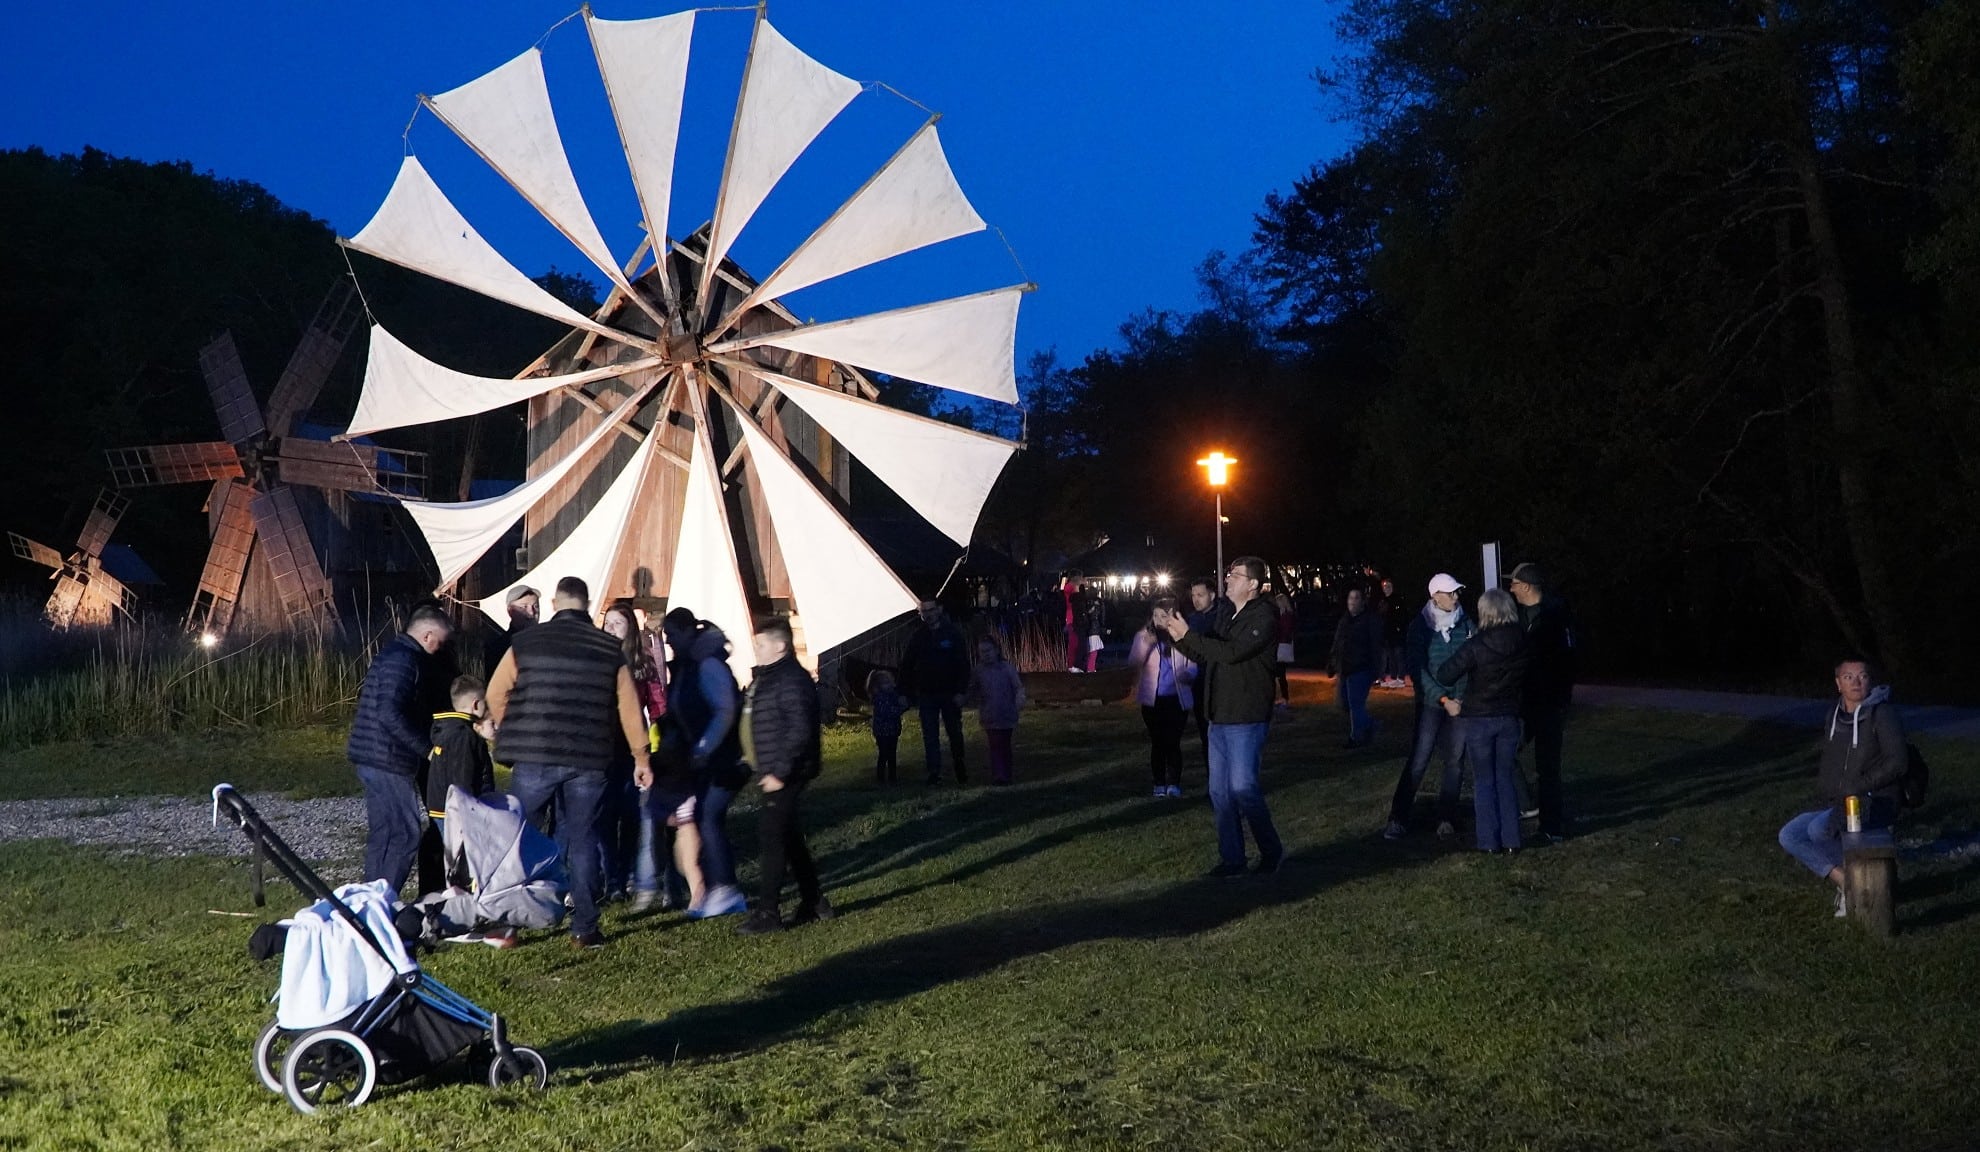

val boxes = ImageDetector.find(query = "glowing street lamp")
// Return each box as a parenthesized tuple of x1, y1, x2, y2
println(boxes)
(1197, 451, 1236, 583)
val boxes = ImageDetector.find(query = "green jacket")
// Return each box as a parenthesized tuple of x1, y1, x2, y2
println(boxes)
(1176, 597, 1278, 725)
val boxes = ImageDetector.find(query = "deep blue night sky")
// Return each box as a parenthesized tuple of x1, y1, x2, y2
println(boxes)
(1, 1, 1350, 367)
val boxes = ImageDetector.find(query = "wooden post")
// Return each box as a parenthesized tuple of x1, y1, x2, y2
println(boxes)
(1843, 844, 1898, 938)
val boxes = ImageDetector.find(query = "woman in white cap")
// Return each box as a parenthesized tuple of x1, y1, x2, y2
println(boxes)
(1384, 574, 1474, 840)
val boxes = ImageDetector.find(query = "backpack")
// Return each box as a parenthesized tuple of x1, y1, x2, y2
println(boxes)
(1902, 742, 1930, 809)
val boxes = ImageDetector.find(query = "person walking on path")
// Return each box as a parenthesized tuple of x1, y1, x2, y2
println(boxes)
(482, 585, 537, 675)
(733, 617, 831, 935)
(1434, 588, 1531, 855)
(1384, 574, 1474, 840)
(968, 634, 1026, 785)
(661, 608, 749, 919)
(1271, 593, 1296, 712)
(1506, 562, 1577, 842)
(1378, 578, 1409, 688)
(1130, 596, 1196, 797)
(486, 577, 653, 950)
(1778, 658, 1909, 918)
(1330, 587, 1384, 748)
(1157, 556, 1285, 877)
(901, 599, 971, 784)
(349, 605, 454, 894)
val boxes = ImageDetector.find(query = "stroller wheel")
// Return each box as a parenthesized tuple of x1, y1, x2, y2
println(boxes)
(283, 1028, 377, 1114)
(252, 1020, 293, 1094)
(487, 1045, 549, 1092)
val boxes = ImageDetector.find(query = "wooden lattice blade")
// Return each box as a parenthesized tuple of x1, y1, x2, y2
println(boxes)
(198, 332, 268, 446)
(45, 572, 89, 630)
(270, 437, 425, 497)
(8, 532, 63, 570)
(248, 485, 332, 619)
(265, 282, 361, 438)
(105, 442, 244, 488)
(74, 490, 129, 558)
(189, 481, 256, 635)
(76, 567, 134, 623)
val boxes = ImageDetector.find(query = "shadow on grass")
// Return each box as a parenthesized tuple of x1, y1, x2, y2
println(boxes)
(1569, 720, 1812, 835)
(547, 821, 1442, 1078)
(1903, 856, 1980, 931)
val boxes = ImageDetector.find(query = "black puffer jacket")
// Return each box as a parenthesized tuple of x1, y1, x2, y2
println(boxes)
(1434, 623, 1530, 718)
(493, 609, 626, 771)
(347, 633, 435, 776)
(744, 653, 821, 783)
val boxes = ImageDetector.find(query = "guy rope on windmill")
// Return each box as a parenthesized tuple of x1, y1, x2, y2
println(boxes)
(337, 3, 1031, 680)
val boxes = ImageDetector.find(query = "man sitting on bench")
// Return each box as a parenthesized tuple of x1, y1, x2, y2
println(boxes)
(1777, 657, 1908, 918)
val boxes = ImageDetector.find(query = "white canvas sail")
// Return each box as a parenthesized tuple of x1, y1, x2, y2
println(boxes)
(349, 324, 660, 437)
(699, 18, 861, 305)
(426, 48, 627, 291)
(713, 285, 1024, 404)
(737, 122, 984, 316)
(734, 412, 918, 658)
(753, 369, 1014, 545)
(404, 392, 641, 588)
(665, 435, 757, 684)
(587, 10, 694, 279)
(343, 157, 613, 336)
(477, 427, 658, 624)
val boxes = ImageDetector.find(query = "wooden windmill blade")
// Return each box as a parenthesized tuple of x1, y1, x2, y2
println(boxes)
(75, 567, 135, 625)
(198, 332, 269, 447)
(74, 489, 129, 560)
(44, 571, 91, 629)
(247, 486, 333, 619)
(265, 282, 362, 438)
(270, 437, 426, 498)
(105, 442, 244, 488)
(188, 481, 257, 636)
(8, 532, 63, 571)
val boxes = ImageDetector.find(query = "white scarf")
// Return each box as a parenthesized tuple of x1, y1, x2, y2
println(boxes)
(1430, 603, 1461, 641)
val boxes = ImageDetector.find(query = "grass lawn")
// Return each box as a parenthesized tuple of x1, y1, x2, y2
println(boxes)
(1, 686, 1976, 1151)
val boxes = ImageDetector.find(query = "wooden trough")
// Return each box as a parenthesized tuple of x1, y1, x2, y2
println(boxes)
(1021, 667, 1134, 706)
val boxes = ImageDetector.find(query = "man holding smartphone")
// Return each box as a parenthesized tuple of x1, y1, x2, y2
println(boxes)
(1157, 556, 1285, 876)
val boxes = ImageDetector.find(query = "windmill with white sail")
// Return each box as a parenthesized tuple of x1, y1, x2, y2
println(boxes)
(337, 4, 1028, 679)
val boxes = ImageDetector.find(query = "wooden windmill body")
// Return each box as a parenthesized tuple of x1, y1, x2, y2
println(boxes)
(106, 284, 428, 636)
(7, 489, 137, 629)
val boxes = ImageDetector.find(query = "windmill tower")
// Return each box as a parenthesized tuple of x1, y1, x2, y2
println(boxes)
(7, 489, 137, 629)
(338, 6, 1028, 680)
(105, 283, 428, 637)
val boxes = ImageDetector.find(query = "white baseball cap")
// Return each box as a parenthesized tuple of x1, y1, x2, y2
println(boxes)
(1426, 573, 1465, 595)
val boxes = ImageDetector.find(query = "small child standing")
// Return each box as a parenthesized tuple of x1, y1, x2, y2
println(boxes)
(424, 675, 497, 891)
(866, 668, 908, 785)
(968, 636, 1026, 785)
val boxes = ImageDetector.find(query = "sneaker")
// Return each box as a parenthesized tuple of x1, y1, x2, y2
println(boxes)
(1521, 806, 1540, 820)
(1165, 785, 1183, 798)
(1251, 854, 1283, 875)
(571, 931, 606, 951)
(1382, 820, 1407, 841)
(1207, 861, 1248, 879)
(628, 890, 658, 914)
(441, 932, 487, 945)
(1151, 786, 1168, 798)
(791, 897, 835, 926)
(689, 885, 748, 919)
(1834, 888, 1848, 918)
(1435, 821, 1456, 840)
(481, 927, 519, 950)
(734, 909, 785, 936)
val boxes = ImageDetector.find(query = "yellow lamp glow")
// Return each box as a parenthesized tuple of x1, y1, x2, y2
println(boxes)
(1197, 451, 1235, 488)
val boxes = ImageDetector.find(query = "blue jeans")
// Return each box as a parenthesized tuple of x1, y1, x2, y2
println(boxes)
(1779, 803, 1895, 878)
(698, 783, 739, 889)
(510, 764, 607, 937)
(1458, 715, 1522, 851)
(356, 766, 422, 893)
(918, 694, 966, 781)
(1388, 698, 1463, 827)
(1338, 671, 1374, 742)
(1207, 722, 1282, 867)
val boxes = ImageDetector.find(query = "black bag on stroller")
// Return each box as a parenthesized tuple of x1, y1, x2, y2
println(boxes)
(213, 784, 550, 1113)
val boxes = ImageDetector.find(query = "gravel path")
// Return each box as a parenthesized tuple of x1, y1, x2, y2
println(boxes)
(0, 792, 366, 865)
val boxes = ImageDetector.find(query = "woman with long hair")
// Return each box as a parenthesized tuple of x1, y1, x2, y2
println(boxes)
(1433, 588, 1531, 854)
(1129, 596, 1197, 797)
(594, 603, 647, 903)
(1271, 592, 1296, 709)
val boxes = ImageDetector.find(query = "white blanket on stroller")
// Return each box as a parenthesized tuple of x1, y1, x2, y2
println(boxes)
(275, 880, 418, 1031)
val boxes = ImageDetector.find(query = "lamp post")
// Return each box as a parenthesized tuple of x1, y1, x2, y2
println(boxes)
(1197, 451, 1235, 582)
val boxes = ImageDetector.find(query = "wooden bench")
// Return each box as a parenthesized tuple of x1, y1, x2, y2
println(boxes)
(1842, 832, 1899, 938)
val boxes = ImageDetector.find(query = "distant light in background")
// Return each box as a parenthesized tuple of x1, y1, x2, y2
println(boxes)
(198, 631, 219, 649)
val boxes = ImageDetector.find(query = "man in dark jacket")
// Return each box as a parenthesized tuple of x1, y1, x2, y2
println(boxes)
(481, 584, 538, 675)
(1778, 658, 1908, 917)
(1506, 562, 1576, 841)
(1159, 555, 1284, 876)
(350, 605, 454, 892)
(900, 599, 971, 784)
(1185, 577, 1222, 761)
(733, 617, 831, 935)
(486, 576, 652, 950)
(1330, 587, 1385, 748)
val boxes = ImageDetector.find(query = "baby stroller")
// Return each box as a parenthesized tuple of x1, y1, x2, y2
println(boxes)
(212, 784, 549, 1113)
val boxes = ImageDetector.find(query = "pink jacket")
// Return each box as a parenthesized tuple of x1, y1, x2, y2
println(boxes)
(1127, 629, 1196, 709)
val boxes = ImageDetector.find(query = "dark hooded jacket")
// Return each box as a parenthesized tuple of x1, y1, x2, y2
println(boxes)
(666, 624, 746, 790)
(425, 712, 495, 815)
(1434, 623, 1530, 718)
(1176, 597, 1279, 725)
(1816, 684, 1907, 820)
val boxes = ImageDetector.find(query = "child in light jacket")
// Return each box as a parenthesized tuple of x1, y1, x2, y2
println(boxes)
(968, 635, 1026, 785)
